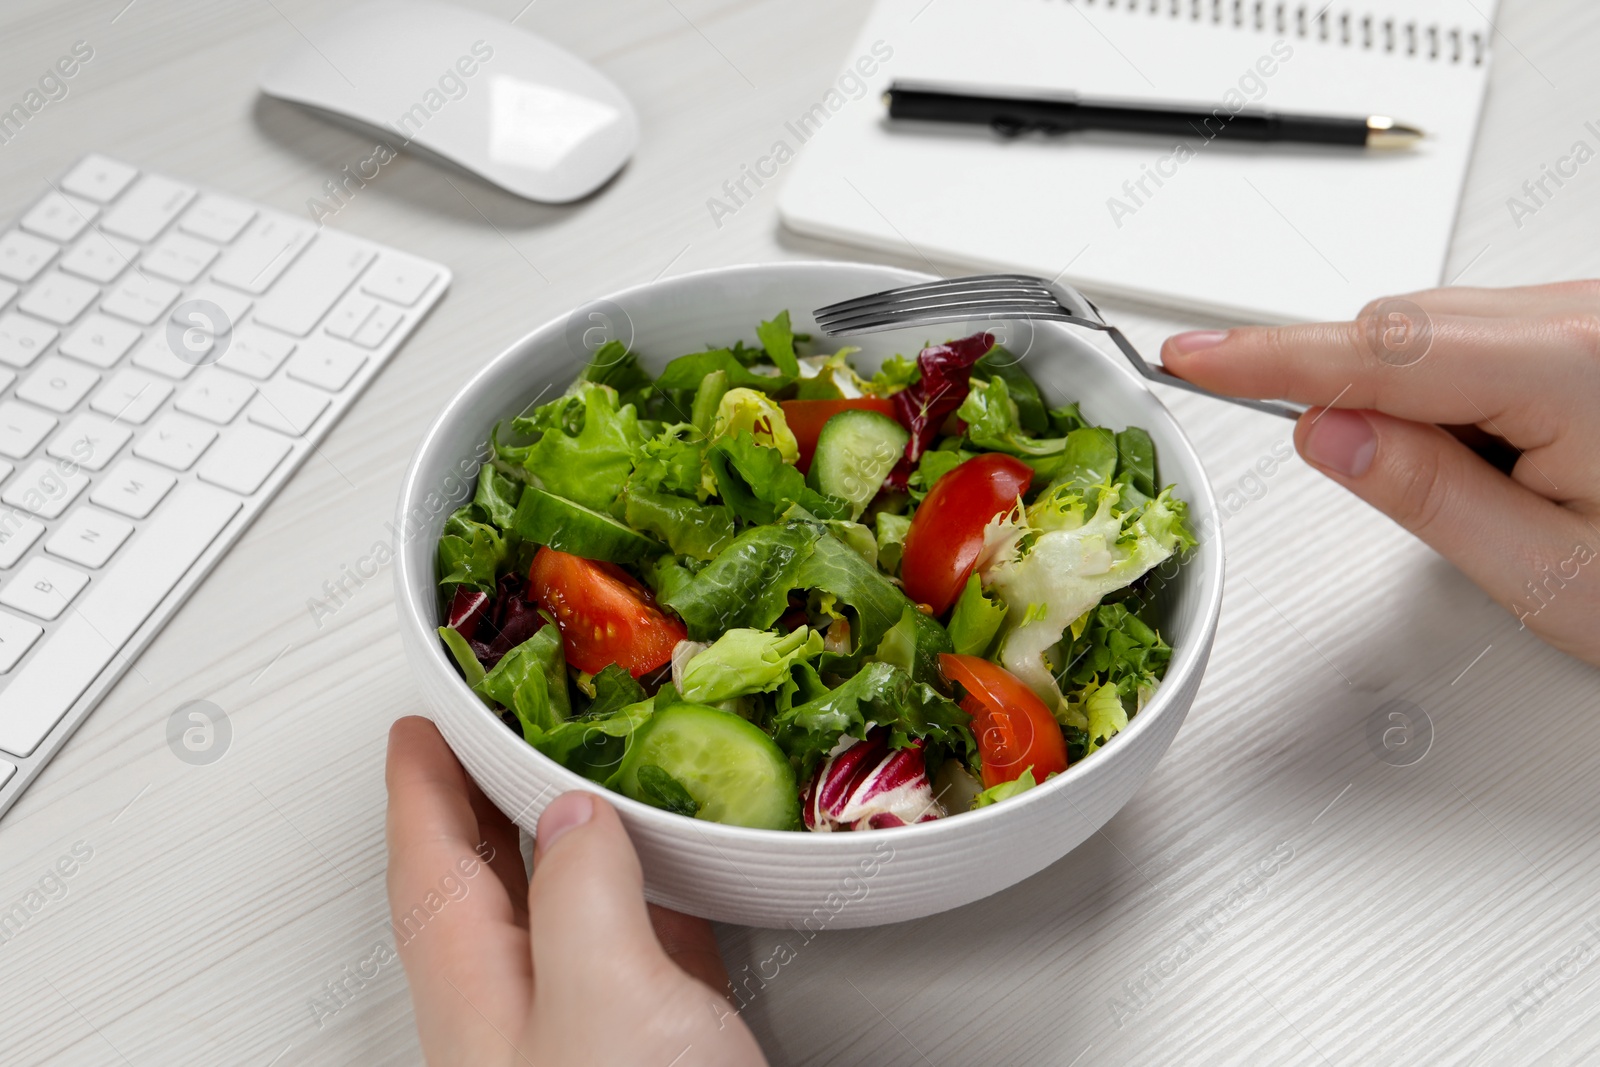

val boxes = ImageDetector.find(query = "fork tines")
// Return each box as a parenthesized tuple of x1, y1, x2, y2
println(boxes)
(814, 274, 1067, 335)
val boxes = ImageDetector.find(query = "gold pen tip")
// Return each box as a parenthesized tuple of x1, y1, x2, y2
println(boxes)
(1367, 115, 1425, 148)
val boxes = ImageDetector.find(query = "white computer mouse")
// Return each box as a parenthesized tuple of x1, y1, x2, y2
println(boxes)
(259, 0, 637, 203)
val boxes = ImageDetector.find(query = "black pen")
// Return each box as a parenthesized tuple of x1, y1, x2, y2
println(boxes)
(884, 80, 1424, 149)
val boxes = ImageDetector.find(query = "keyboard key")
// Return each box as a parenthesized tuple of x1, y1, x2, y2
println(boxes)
(212, 216, 313, 294)
(247, 378, 328, 437)
(20, 272, 99, 325)
(99, 175, 195, 242)
(3, 460, 89, 518)
(90, 369, 172, 424)
(198, 423, 291, 494)
(361, 256, 439, 306)
(143, 232, 218, 284)
(60, 155, 139, 204)
(0, 557, 89, 620)
(0, 230, 59, 284)
(0, 612, 42, 673)
(217, 324, 294, 380)
(59, 313, 141, 369)
(286, 335, 366, 392)
(354, 304, 402, 349)
(21, 192, 98, 243)
(175, 369, 254, 425)
(46, 507, 134, 568)
(0, 757, 12, 784)
(47, 413, 131, 471)
(181, 284, 253, 330)
(253, 235, 374, 337)
(325, 294, 376, 340)
(0, 313, 57, 368)
(179, 195, 256, 244)
(102, 273, 181, 325)
(0, 280, 15, 310)
(17, 358, 99, 414)
(133, 412, 216, 471)
(90, 458, 174, 518)
(0, 512, 45, 568)
(0, 402, 57, 459)
(60, 230, 139, 283)
(131, 332, 199, 380)
(0, 483, 240, 757)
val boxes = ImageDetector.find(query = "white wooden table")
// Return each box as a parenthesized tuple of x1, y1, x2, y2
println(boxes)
(0, 2, 1596, 1064)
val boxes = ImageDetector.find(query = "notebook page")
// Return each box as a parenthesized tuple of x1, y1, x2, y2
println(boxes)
(777, 0, 1498, 322)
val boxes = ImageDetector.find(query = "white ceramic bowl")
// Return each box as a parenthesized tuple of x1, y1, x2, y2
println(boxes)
(395, 262, 1223, 929)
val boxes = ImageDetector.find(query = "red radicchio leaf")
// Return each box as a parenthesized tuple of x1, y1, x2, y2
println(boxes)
(473, 573, 547, 668)
(885, 331, 994, 491)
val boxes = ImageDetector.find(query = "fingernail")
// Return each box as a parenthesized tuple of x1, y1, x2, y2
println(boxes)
(1166, 330, 1229, 356)
(1304, 409, 1377, 477)
(538, 791, 594, 852)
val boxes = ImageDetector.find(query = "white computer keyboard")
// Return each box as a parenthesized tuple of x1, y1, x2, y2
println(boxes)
(0, 154, 450, 816)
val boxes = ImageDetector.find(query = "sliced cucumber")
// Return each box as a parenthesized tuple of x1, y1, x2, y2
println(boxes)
(513, 486, 662, 564)
(808, 410, 910, 519)
(615, 704, 801, 830)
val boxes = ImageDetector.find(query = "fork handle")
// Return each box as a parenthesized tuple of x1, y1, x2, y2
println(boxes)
(1145, 365, 1306, 420)
(1102, 326, 1304, 420)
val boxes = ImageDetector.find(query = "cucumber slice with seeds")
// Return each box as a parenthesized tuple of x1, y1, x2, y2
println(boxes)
(808, 410, 910, 519)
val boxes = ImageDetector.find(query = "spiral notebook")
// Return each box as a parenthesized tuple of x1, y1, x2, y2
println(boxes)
(777, 0, 1498, 322)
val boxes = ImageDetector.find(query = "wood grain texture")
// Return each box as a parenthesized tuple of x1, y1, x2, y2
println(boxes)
(0, 1, 1595, 1064)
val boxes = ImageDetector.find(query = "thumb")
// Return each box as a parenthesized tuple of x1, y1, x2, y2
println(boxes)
(528, 792, 672, 990)
(1295, 408, 1599, 646)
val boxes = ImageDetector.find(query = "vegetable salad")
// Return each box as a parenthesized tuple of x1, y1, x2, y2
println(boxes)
(436, 314, 1194, 832)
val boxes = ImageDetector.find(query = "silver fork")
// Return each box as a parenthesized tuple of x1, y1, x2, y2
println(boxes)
(813, 274, 1301, 420)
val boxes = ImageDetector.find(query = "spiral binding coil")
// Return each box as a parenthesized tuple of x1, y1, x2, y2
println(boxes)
(1064, 0, 1487, 65)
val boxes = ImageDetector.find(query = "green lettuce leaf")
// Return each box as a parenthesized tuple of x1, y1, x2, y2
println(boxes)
(635, 764, 700, 816)
(580, 340, 654, 402)
(874, 511, 911, 576)
(583, 663, 647, 718)
(755, 310, 801, 378)
(472, 465, 523, 530)
(947, 574, 1006, 658)
(474, 624, 571, 737)
(437, 505, 506, 593)
(502, 382, 643, 512)
(770, 661, 970, 780)
(623, 488, 736, 561)
(907, 446, 971, 502)
(679, 626, 824, 704)
(866, 353, 919, 395)
(972, 347, 1048, 432)
(690, 370, 729, 436)
(1055, 602, 1172, 703)
(630, 423, 710, 500)
(657, 349, 792, 394)
(1083, 679, 1129, 755)
(796, 531, 952, 685)
(711, 388, 800, 464)
(709, 433, 850, 525)
(971, 767, 1037, 809)
(660, 521, 820, 640)
(437, 625, 487, 689)
(958, 377, 1065, 457)
(527, 699, 655, 784)
(1114, 427, 1157, 502)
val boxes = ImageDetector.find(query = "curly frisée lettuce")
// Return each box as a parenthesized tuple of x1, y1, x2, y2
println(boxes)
(434, 312, 1193, 832)
(980, 481, 1194, 713)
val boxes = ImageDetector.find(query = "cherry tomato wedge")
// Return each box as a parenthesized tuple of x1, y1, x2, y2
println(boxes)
(939, 653, 1069, 788)
(527, 547, 685, 677)
(780, 397, 898, 472)
(901, 453, 1033, 615)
